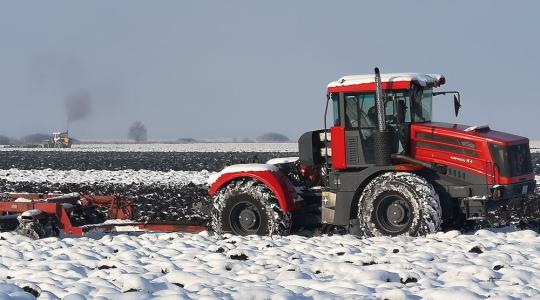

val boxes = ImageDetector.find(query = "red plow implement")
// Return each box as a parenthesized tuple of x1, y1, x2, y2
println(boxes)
(0, 193, 207, 239)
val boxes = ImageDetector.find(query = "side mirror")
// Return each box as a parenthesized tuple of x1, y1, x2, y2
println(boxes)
(396, 100, 406, 123)
(453, 95, 461, 117)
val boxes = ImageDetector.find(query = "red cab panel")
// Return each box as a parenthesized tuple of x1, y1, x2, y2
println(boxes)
(331, 126, 346, 170)
(327, 81, 412, 94)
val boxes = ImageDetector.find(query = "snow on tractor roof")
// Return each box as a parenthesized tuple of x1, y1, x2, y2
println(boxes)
(327, 73, 445, 92)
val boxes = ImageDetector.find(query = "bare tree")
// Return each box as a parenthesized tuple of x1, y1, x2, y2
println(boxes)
(128, 121, 148, 142)
(0, 135, 10, 145)
(256, 132, 289, 142)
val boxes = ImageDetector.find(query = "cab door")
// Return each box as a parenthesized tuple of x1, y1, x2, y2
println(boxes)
(331, 93, 379, 169)
(341, 93, 368, 167)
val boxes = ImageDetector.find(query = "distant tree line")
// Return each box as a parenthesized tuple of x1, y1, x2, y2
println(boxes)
(0, 130, 292, 145)
(0, 135, 9, 145)
(256, 132, 290, 142)
(0, 133, 50, 145)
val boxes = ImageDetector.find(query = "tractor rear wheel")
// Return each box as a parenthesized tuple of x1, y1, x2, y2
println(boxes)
(357, 172, 442, 237)
(211, 179, 292, 236)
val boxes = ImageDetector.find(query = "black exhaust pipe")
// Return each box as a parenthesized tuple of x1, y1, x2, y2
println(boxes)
(374, 67, 386, 132)
(373, 67, 393, 166)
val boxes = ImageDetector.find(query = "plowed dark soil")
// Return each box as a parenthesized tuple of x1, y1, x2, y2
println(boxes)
(0, 151, 291, 172)
(0, 151, 538, 226)
(0, 151, 298, 224)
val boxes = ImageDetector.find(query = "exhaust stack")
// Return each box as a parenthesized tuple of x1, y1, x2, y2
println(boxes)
(374, 67, 386, 132)
(373, 67, 393, 166)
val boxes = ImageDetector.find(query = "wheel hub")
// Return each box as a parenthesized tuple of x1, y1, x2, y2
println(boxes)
(239, 209, 257, 229)
(375, 194, 412, 234)
(229, 201, 262, 235)
(387, 201, 406, 224)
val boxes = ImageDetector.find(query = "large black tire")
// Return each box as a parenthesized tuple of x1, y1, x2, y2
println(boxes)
(211, 179, 292, 236)
(357, 172, 442, 237)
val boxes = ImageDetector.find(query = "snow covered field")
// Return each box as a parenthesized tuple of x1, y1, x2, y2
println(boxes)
(0, 143, 298, 153)
(2, 229, 540, 299)
(0, 169, 214, 186)
(531, 140, 540, 153)
(1, 141, 537, 153)
(0, 142, 539, 299)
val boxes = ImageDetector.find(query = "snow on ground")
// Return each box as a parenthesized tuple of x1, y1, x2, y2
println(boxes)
(266, 157, 299, 165)
(1, 229, 540, 299)
(0, 143, 298, 153)
(0, 169, 215, 186)
(2, 140, 536, 153)
(531, 140, 540, 153)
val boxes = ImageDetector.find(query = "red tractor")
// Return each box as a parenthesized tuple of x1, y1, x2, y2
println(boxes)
(208, 68, 536, 237)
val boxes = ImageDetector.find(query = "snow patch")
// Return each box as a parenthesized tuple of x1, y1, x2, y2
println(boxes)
(207, 164, 279, 186)
(464, 125, 490, 132)
(0, 229, 538, 298)
(0, 143, 298, 153)
(266, 157, 299, 165)
(14, 198, 32, 203)
(530, 140, 540, 153)
(328, 73, 444, 88)
(20, 209, 42, 218)
(120, 274, 153, 293)
(0, 168, 214, 186)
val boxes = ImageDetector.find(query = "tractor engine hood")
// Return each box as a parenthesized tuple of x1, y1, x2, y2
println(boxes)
(411, 122, 534, 184)
(413, 122, 529, 146)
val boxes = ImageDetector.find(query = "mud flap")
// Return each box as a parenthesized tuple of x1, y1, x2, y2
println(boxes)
(321, 191, 336, 224)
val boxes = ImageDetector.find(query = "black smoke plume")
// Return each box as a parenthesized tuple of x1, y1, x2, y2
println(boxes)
(65, 89, 93, 125)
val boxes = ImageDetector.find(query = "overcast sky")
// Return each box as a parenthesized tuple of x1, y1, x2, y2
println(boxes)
(0, 1, 539, 141)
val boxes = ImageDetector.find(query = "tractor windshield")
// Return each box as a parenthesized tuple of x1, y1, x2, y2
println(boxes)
(329, 87, 433, 127)
(370, 88, 432, 124)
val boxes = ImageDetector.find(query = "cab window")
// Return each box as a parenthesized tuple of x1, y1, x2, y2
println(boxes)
(331, 93, 340, 126)
(343, 93, 378, 129)
(359, 94, 376, 128)
(344, 95, 359, 128)
(385, 101, 394, 118)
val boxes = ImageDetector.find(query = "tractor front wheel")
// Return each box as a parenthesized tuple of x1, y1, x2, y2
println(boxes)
(357, 172, 442, 237)
(211, 179, 291, 236)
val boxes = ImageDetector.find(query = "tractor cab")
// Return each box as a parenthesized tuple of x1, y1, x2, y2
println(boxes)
(299, 72, 447, 169)
(44, 131, 72, 148)
(53, 132, 69, 141)
(329, 78, 438, 166)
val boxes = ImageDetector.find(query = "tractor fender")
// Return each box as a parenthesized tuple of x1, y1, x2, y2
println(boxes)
(208, 168, 298, 212)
